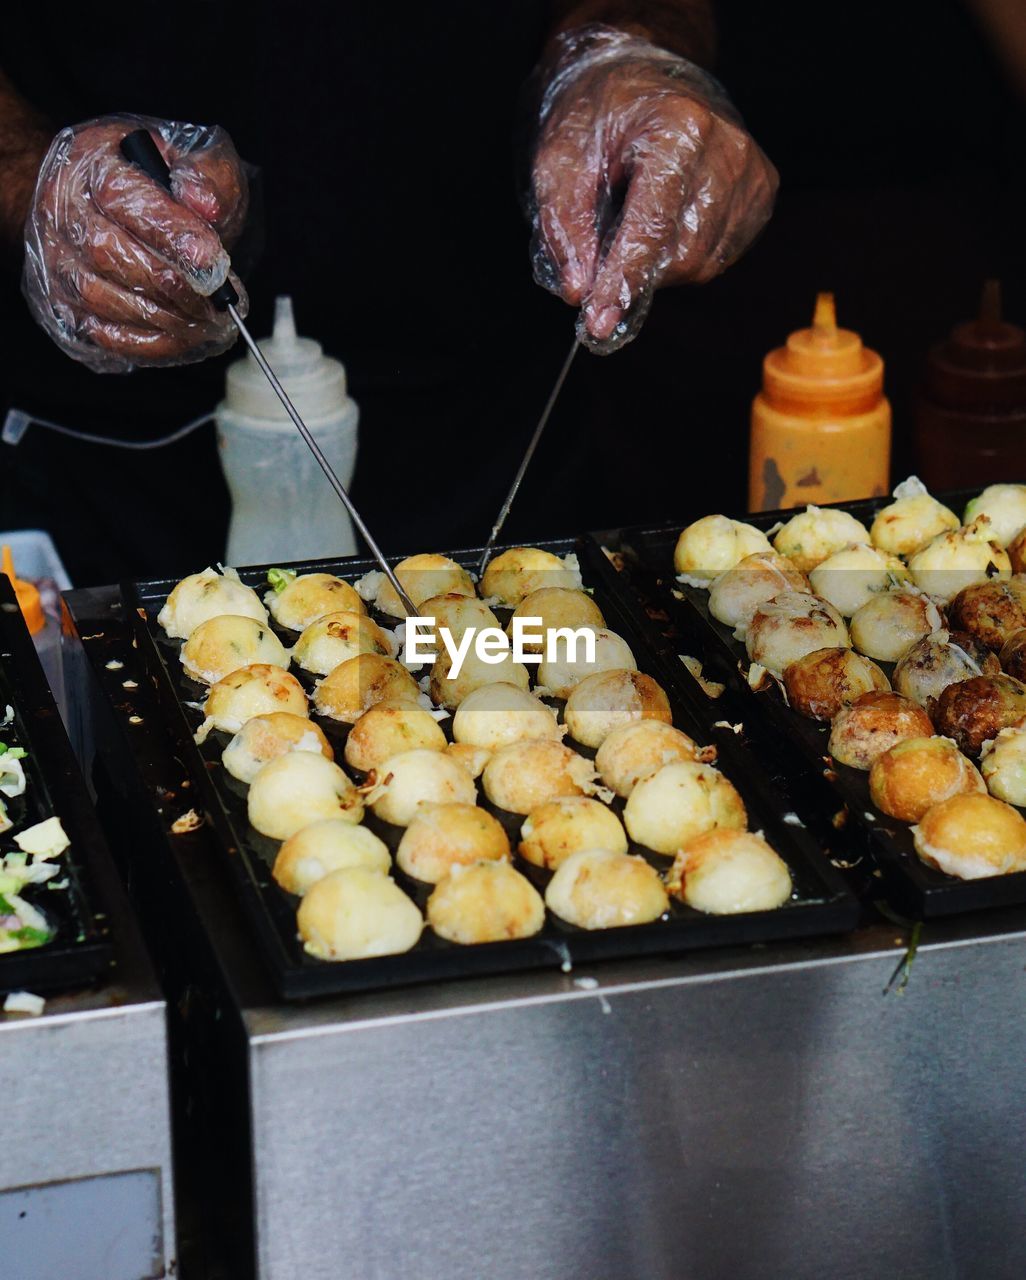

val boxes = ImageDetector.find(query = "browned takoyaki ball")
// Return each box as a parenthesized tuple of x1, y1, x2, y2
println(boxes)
(828, 691, 933, 771)
(1009, 527, 1026, 575)
(868, 736, 984, 823)
(947, 578, 1026, 653)
(999, 629, 1026, 683)
(931, 674, 1026, 758)
(782, 647, 890, 721)
(892, 631, 1000, 711)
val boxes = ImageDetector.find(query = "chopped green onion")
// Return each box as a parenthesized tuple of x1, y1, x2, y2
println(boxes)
(267, 568, 296, 595)
(10, 926, 50, 947)
(0, 894, 16, 915)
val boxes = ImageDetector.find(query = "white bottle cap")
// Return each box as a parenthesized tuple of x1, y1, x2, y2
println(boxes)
(222, 296, 351, 426)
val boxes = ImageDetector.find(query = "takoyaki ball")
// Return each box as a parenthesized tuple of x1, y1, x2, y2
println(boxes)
(782, 648, 890, 721)
(313, 654, 420, 723)
(247, 753, 363, 840)
(869, 478, 960, 557)
(518, 796, 628, 870)
(545, 849, 669, 929)
(963, 484, 1026, 548)
(297, 867, 423, 960)
(222, 712, 331, 785)
(445, 743, 492, 779)
(535, 627, 637, 699)
(417, 594, 501, 658)
(772, 506, 871, 574)
(908, 517, 1011, 603)
(366, 749, 477, 827)
(507, 588, 605, 651)
(827, 691, 933, 771)
(563, 670, 672, 749)
(707, 552, 810, 636)
(595, 722, 703, 798)
(673, 516, 772, 586)
(1009, 527, 1026, 575)
(1000, 629, 1026, 682)
(848, 591, 944, 663)
(482, 740, 599, 815)
(480, 547, 583, 607)
(292, 611, 393, 676)
(429, 649, 531, 711)
(272, 820, 391, 896)
(931, 673, 1026, 758)
(427, 860, 545, 944)
(396, 803, 510, 883)
(624, 761, 746, 855)
(808, 543, 910, 617)
(868, 736, 984, 823)
(181, 615, 290, 685)
(746, 592, 850, 678)
(912, 793, 1026, 880)
(158, 566, 267, 639)
(451, 682, 563, 752)
(201, 664, 308, 736)
(343, 699, 447, 774)
(264, 571, 364, 630)
(893, 630, 999, 709)
(947, 578, 1026, 653)
(359, 554, 476, 619)
(980, 727, 1026, 806)
(669, 830, 792, 914)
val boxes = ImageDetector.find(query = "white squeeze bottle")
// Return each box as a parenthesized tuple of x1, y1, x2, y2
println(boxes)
(217, 296, 359, 564)
(2, 545, 65, 718)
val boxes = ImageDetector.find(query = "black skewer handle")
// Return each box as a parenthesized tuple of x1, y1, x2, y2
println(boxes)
(118, 128, 239, 312)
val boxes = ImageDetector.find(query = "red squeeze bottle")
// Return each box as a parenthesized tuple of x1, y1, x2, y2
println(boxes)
(915, 281, 1026, 488)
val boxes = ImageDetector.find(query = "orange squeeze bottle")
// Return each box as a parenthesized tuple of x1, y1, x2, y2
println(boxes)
(748, 293, 891, 511)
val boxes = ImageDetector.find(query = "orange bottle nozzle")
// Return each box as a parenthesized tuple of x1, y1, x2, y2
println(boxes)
(812, 291, 838, 338)
(2, 545, 45, 636)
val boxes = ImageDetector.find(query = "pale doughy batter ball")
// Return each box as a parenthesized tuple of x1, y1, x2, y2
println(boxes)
(360, 554, 476, 618)
(272, 820, 391, 895)
(247, 753, 363, 840)
(429, 649, 531, 711)
(595, 722, 703, 798)
(892, 630, 999, 709)
(980, 727, 1026, 807)
(427, 861, 545, 944)
(482, 740, 599, 814)
(292, 611, 393, 676)
(298, 867, 423, 960)
(808, 543, 910, 617)
(545, 849, 669, 929)
(181, 615, 290, 685)
(848, 591, 944, 663)
(772, 506, 871, 573)
(313, 654, 420, 723)
(159, 566, 267, 639)
(200, 664, 308, 735)
(396, 803, 510, 883)
(518, 796, 628, 869)
(707, 552, 810, 636)
(746, 592, 850, 678)
(624, 761, 746, 855)
(912, 793, 1026, 880)
(445, 743, 492, 779)
(963, 485, 1026, 548)
(536, 627, 637, 699)
(367, 749, 477, 826)
(264, 571, 365, 630)
(480, 547, 583, 606)
(507, 588, 605, 651)
(416, 594, 500, 656)
(670, 830, 792, 914)
(563, 670, 671, 749)
(869, 479, 959, 557)
(343, 699, 447, 773)
(452, 682, 562, 752)
(908, 517, 1011, 603)
(673, 515, 772, 585)
(222, 712, 331, 784)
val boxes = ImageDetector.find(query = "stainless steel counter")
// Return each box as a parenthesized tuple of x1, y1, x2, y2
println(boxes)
(65, 585, 1026, 1280)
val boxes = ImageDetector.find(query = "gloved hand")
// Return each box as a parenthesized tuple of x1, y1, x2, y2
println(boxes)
(530, 25, 778, 354)
(22, 114, 249, 374)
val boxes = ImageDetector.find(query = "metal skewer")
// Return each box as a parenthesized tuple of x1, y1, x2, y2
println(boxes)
(119, 129, 419, 619)
(477, 334, 579, 578)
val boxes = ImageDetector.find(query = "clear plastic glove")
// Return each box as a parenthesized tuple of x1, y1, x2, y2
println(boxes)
(22, 114, 249, 374)
(530, 25, 778, 354)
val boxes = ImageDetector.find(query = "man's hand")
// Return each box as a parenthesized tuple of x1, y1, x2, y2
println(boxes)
(531, 26, 778, 352)
(23, 114, 249, 372)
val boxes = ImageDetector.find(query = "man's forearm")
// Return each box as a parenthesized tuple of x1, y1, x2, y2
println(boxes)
(0, 71, 51, 257)
(548, 1, 716, 68)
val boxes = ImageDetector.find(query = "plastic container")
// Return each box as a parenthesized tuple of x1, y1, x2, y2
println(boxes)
(748, 293, 891, 511)
(914, 281, 1026, 489)
(1, 542, 66, 720)
(216, 296, 359, 565)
